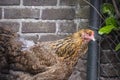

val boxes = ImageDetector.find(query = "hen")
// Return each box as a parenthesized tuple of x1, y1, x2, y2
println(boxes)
(0, 27, 95, 80)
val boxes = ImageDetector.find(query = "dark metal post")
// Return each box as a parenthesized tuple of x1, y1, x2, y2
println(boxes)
(87, 0, 101, 80)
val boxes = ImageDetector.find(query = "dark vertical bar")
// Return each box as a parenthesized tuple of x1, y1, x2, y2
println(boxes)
(87, 0, 101, 80)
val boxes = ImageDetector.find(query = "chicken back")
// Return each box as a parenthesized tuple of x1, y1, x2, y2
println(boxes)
(0, 27, 95, 80)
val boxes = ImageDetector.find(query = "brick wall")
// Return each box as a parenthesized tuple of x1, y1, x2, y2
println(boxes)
(0, 0, 90, 80)
(0, 0, 89, 42)
(100, 33, 120, 80)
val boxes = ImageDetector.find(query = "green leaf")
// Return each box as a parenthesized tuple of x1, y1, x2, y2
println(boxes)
(101, 3, 115, 16)
(115, 43, 120, 51)
(98, 25, 116, 35)
(105, 17, 118, 26)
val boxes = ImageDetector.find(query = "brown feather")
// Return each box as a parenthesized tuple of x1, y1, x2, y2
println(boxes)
(0, 27, 94, 80)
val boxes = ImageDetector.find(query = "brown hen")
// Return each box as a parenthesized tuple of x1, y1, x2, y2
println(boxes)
(0, 27, 95, 80)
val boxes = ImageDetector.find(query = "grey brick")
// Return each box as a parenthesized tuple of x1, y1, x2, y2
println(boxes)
(0, 22, 20, 32)
(100, 63, 120, 77)
(22, 22, 56, 33)
(100, 38, 113, 50)
(78, 0, 90, 6)
(100, 50, 120, 64)
(75, 59, 87, 72)
(69, 70, 86, 80)
(4, 8, 40, 19)
(23, 0, 57, 6)
(100, 77, 120, 80)
(21, 35, 39, 43)
(0, 0, 20, 5)
(42, 9, 75, 20)
(40, 35, 67, 42)
(59, 21, 76, 33)
(76, 6, 90, 19)
(60, 0, 76, 6)
(0, 8, 2, 19)
(78, 21, 89, 30)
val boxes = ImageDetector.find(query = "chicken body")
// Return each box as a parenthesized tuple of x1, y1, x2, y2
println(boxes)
(0, 27, 95, 80)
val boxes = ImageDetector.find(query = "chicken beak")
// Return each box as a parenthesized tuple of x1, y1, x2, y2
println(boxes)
(91, 31, 95, 41)
(91, 36, 96, 41)
(92, 37, 96, 41)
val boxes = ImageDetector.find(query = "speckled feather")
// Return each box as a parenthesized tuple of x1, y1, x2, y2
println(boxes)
(0, 27, 94, 80)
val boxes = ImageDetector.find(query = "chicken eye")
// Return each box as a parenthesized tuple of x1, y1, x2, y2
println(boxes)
(86, 32, 91, 36)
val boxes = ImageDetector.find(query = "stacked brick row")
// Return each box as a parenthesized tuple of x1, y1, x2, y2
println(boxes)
(0, 0, 89, 42)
